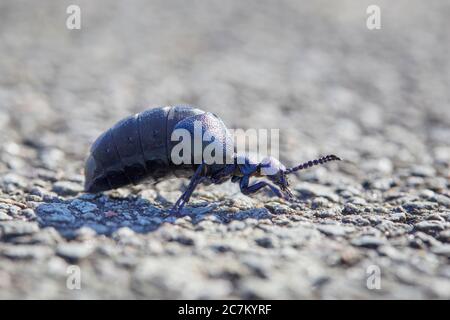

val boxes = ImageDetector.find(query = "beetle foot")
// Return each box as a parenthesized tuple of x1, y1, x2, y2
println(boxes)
(169, 203, 183, 215)
(168, 208, 183, 216)
(279, 186, 294, 201)
(170, 198, 188, 215)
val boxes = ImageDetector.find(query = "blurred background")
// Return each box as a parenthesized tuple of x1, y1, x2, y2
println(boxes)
(1, 0, 449, 175)
(0, 0, 449, 299)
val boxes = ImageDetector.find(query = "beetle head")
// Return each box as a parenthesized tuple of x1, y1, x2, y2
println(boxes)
(258, 154, 342, 199)
(259, 156, 293, 198)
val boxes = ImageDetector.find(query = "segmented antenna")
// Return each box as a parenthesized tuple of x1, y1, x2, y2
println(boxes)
(285, 154, 341, 174)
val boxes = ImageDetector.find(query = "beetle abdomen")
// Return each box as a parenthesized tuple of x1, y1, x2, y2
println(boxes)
(84, 105, 205, 193)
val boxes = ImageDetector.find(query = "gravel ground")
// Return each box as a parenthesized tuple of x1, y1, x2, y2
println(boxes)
(0, 0, 449, 299)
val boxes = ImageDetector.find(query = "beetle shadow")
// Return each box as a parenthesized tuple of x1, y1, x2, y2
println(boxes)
(35, 191, 276, 239)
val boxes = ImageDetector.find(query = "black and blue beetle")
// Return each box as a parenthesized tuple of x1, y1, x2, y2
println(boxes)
(85, 105, 341, 211)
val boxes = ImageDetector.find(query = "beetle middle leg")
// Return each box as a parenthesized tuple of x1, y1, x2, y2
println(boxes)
(171, 164, 205, 213)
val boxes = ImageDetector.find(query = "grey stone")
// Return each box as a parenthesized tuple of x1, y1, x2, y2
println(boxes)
(227, 220, 246, 231)
(7, 205, 20, 216)
(402, 202, 438, 214)
(414, 221, 445, 232)
(438, 230, 450, 243)
(264, 203, 294, 215)
(295, 183, 339, 202)
(411, 165, 436, 177)
(74, 226, 98, 240)
(426, 214, 445, 222)
(312, 197, 330, 208)
(317, 224, 351, 237)
(82, 212, 97, 220)
(435, 195, 450, 208)
(419, 189, 435, 200)
(1, 174, 27, 188)
(112, 227, 136, 240)
(351, 236, 386, 249)
(190, 206, 213, 215)
(255, 236, 275, 248)
(342, 215, 370, 226)
(31, 227, 63, 245)
(29, 187, 47, 198)
(347, 197, 367, 206)
(0, 211, 12, 221)
(37, 203, 75, 224)
(413, 231, 442, 248)
(52, 181, 83, 196)
(20, 208, 37, 220)
(233, 208, 272, 220)
(362, 158, 393, 175)
(315, 210, 338, 218)
(390, 212, 406, 222)
(1, 245, 53, 260)
(173, 234, 195, 246)
(70, 199, 98, 214)
(370, 178, 395, 191)
(56, 243, 95, 260)
(431, 245, 450, 258)
(342, 203, 363, 215)
(39, 148, 65, 170)
(406, 176, 425, 187)
(0, 221, 39, 238)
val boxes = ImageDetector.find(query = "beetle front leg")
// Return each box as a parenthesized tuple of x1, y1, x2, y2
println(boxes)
(239, 176, 283, 198)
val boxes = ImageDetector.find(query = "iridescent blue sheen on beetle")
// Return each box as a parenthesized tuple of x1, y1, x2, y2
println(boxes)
(85, 105, 341, 212)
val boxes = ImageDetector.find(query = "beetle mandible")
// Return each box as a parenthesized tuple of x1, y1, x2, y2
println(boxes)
(84, 105, 341, 212)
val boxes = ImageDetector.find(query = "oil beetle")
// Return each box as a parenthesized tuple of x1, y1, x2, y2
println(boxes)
(85, 105, 341, 211)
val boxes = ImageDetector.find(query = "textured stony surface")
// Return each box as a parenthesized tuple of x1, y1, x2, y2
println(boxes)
(0, 0, 449, 299)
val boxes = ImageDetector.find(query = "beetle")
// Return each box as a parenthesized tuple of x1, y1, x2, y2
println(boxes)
(85, 105, 341, 212)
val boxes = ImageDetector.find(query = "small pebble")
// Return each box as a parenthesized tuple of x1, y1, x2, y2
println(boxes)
(351, 236, 385, 249)
(414, 221, 445, 232)
(56, 243, 95, 260)
(52, 181, 83, 196)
